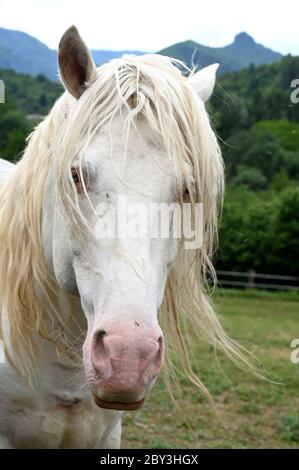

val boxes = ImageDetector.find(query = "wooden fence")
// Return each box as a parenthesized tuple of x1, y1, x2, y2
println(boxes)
(216, 270, 299, 291)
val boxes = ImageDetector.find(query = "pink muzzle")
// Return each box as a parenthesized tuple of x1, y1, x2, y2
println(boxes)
(86, 323, 164, 410)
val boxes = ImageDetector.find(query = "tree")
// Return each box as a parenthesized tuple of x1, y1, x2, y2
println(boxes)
(271, 187, 299, 275)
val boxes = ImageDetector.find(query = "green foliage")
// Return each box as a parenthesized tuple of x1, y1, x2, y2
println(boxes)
(217, 187, 277, 273)
(233, 166, 267, 190)
(0, 68, 61, 114)
(208, 57, 299, 277)
(224, 126, 284, 186)
(211, 56, 299, 138)
(257, 119, 299, 152)
(0, 68, 60, 162)
(222, 120, 299, 188)
(217, 186, 299, 276)
(0, 101, 30, 161)
(278, 415, 299, 443)
(272, 186, 299, 275)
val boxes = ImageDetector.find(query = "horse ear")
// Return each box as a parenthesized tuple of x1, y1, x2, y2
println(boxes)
(187, 63, 219, 102)
(58, 26, 97, 99)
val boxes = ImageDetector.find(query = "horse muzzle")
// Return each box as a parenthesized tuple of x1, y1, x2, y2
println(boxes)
(85, 323, 164, 411)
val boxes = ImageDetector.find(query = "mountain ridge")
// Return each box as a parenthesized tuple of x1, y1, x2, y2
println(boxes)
(0, 27, 283, 80)
(158, 32, 282, 74)
(0, 27, 145, 80)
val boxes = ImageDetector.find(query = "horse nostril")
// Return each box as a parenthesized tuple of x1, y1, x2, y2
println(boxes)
(92, 329, 108, 356)
(91, 329, 111, 377)
(97, 329, 107, 338)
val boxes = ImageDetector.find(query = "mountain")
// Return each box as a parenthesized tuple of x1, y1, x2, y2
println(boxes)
(159, 32, 282, 74)
(0, 27, 283, 80)
(0, 27, 145, 80)
(0, 28, 57, 80)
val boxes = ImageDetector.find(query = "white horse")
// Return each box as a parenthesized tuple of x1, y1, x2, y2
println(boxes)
(0, 26, 249, 449)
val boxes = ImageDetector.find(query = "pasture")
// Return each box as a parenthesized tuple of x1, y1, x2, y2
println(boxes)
(123, 289, 299, 448)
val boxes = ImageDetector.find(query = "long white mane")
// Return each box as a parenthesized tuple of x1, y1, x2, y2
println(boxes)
(0, 54, 254, 395)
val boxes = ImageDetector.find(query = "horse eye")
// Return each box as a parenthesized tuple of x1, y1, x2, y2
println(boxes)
(71, 167, 80, 186)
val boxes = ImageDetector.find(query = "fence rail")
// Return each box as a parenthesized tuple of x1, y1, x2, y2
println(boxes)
(216, 270, 299, 291)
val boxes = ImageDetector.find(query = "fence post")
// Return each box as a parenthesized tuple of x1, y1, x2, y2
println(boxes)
(247, 270, 256, 289)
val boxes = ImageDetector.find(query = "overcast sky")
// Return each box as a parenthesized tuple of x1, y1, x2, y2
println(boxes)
(1, 0, 299, 54)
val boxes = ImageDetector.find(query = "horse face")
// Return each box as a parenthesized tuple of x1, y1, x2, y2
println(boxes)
(52, 26, 219, 410)
(52, 115, 181, 410)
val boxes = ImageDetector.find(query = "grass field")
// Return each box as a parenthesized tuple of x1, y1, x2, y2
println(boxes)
(122, 289, 299, 449)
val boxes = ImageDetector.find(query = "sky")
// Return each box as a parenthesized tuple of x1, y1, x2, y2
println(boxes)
(0, 0, 299, 54)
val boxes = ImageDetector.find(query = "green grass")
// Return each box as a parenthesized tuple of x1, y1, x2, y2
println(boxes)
(122, 289, 299, 448)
